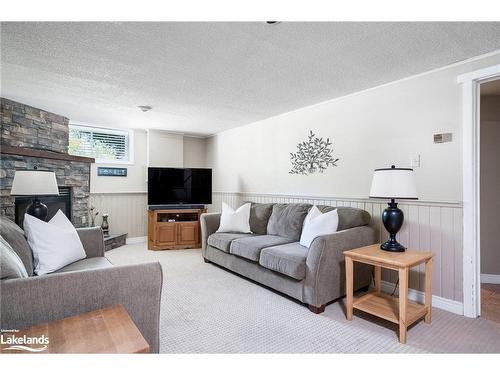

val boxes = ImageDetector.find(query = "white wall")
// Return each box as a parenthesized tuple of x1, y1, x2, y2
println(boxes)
(207, 53, 500, 202)
(183, 136, 207, 168)
(147, 130, 184, 168)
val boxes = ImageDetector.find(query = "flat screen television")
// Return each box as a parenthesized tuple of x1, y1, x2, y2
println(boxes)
(148, 167, 212, 206)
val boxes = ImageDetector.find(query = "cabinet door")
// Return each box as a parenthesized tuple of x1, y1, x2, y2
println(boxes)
(157, 223, 177, 246)
(177, 222, 199, 246)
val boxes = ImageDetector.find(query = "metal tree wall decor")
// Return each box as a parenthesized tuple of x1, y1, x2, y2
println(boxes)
(289, 130, 339, 175)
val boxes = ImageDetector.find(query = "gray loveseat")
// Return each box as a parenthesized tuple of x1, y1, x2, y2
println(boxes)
(201, 203, 376, 313)
(0, 216, 163, 353)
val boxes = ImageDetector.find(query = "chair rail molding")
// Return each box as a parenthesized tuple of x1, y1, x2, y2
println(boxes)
(458, 63, 500, 318)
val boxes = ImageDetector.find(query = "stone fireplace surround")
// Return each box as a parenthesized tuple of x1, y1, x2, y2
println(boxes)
(0, 98, 94, 227)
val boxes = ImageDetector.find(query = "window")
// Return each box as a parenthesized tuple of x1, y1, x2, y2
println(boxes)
(68, 124, 133, 163)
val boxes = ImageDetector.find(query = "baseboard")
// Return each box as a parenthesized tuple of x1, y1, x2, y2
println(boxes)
(379, 280, 464, 316)
(481, 274, 500, 284)
(126, 236, 147, 245)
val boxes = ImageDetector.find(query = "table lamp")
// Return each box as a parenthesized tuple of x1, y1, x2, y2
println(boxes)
(369, 165, 418, 252)
(10, 169, 59, 221)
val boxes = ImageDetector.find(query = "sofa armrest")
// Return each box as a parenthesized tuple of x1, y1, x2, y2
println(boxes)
(0, 262, 163, 353)
(304, 226, 376, 307)
(76, 226, 105, 258)
(200, 213, 221, 256)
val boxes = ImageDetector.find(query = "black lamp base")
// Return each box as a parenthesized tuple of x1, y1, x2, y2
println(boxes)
(26, 198, 48, 221)
(380, 199, 406, 252)
(380, 237, 406, 252)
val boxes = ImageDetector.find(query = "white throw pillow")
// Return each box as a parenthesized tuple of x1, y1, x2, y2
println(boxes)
(23, 210, 87, 275)
(299, 206, 339, 248)
(216, 202, 252, 233)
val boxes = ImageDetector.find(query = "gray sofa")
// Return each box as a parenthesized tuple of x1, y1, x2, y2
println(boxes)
(0, 216, 163, 353)
(201, 203, 376, 313)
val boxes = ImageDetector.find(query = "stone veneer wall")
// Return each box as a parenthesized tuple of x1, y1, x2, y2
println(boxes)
(1, 98, 69, 153)
(0, 98, 90, 227)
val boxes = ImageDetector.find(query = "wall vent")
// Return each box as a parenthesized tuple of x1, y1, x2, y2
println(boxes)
(434, 133, 453, 143)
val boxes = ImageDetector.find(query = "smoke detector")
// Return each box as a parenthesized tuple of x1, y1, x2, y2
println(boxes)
(138, 105, 152, 112)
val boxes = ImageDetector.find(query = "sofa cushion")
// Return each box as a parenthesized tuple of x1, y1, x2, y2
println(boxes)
(246, 202, 274, 234)
(52, 257, 113, 274)
(267, 203, 311, 240)
(207, 232, 255, 253)
(1, 235, 29, 280)
(259, 242, 309, 280)
(0, 216, 34, 276)
(317, 206, 371, 231)
(230, 235, 293, 262)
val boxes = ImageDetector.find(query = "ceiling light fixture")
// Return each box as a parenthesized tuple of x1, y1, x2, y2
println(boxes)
(138, 105, 152, 112)
(266, 21, 281, 25)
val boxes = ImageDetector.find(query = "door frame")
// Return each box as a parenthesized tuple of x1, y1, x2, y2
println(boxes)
(458, 64, 500, 318)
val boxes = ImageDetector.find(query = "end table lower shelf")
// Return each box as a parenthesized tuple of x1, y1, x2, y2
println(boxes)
(353, 292, 429, 326)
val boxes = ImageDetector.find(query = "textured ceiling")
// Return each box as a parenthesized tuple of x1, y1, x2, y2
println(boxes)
(2, 22, 500, 135)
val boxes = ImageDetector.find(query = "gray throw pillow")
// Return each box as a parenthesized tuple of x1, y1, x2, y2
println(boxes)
(245, 202, 274, 235)
(0, 235, 29, 280)
(0, 216, 34, 275)
(267, 203, 312, 241)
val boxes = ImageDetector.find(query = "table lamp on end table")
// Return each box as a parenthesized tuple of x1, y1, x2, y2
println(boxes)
(369, 165, 418, 252)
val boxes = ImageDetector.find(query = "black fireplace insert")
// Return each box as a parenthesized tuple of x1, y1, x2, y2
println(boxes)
(15, 186, 72, 229)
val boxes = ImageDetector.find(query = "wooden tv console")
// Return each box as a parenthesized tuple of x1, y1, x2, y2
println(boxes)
(147, 208, 207, 250)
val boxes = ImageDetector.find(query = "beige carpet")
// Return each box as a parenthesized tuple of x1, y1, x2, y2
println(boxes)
(107, 244, 500, 353)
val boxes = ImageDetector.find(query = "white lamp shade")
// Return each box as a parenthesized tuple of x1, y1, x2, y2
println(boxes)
(369, 167, 418, 199)
(10, 170, 59, 196)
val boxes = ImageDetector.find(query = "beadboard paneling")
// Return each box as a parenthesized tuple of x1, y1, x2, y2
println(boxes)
(90, 193, 148, 238)
(209, 191, 463, 302)
(90, 191, 464, 303)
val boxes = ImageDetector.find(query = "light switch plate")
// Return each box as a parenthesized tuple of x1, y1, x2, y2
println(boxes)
(411, 154, 421, 168)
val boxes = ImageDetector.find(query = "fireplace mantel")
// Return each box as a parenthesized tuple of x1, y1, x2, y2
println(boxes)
(0, 145, 95, 164)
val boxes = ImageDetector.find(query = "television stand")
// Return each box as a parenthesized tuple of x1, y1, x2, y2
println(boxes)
(147, 208, 207, 250)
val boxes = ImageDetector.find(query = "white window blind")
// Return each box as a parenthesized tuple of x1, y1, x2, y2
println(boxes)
(68, 125, 131, 163)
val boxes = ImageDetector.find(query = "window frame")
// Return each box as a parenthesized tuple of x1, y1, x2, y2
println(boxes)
(68, 123, 134, 165)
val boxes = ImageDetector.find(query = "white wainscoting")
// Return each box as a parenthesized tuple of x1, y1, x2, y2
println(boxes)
(209, 191, 464, 305)
(89, 191, 464, 308)
(90, 192, 148, 238)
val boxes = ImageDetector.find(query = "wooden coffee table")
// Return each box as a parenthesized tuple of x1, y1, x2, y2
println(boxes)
(0, 305, 149, 353)
(344, 244, 433, 344)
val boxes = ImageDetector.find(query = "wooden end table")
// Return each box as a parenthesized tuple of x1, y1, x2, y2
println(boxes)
(0, 305, 149, 354)
(344, 244, 433, 344)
